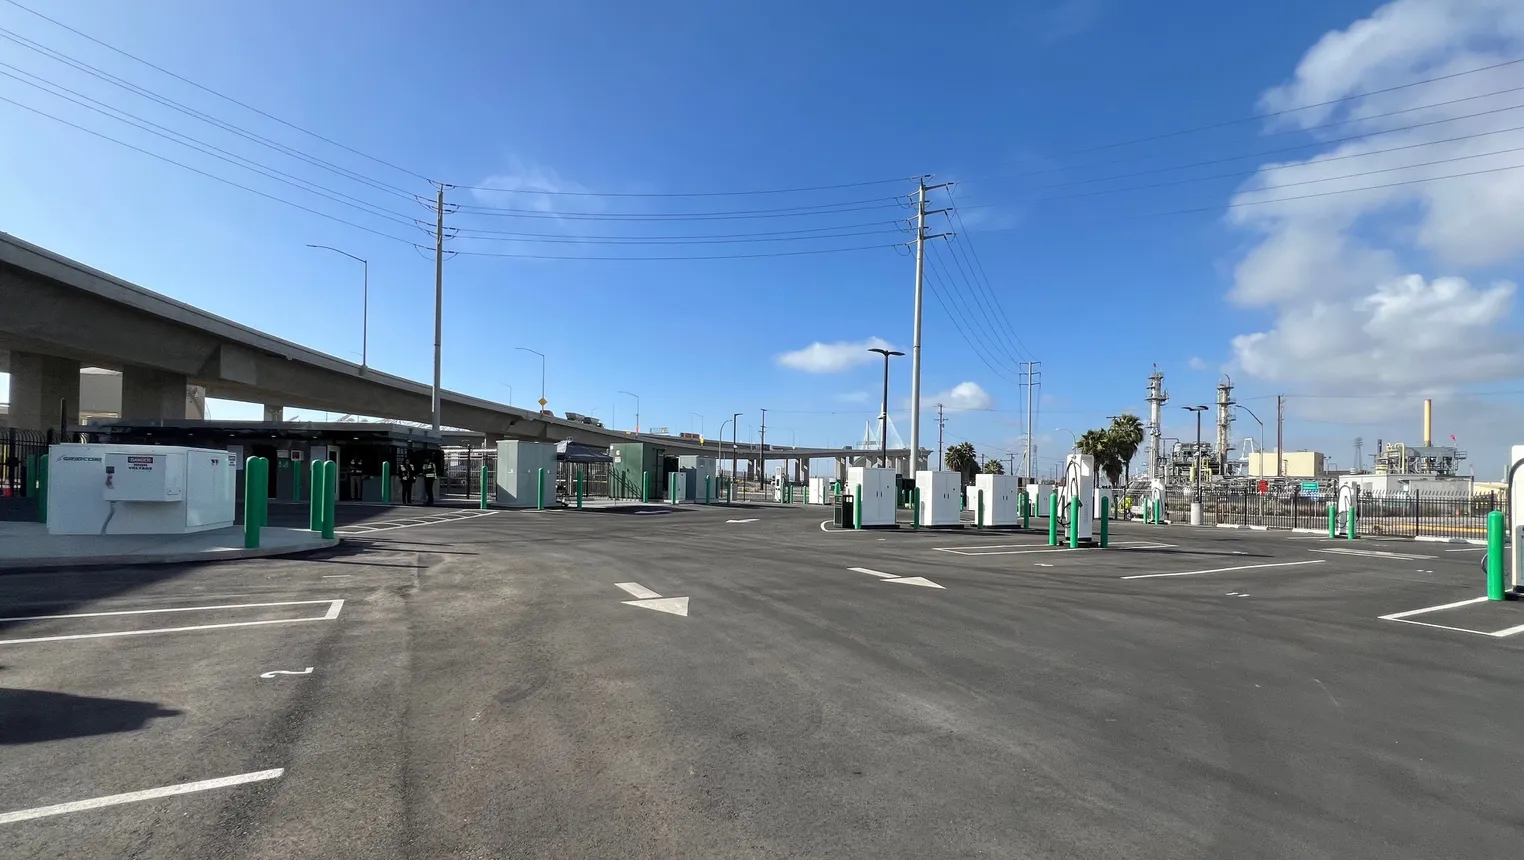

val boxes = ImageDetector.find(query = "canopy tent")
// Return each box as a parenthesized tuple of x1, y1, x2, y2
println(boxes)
(557, 439, 613, 464)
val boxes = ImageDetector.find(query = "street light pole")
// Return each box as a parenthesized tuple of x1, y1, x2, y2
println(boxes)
(730, 411, 740, 484)
(1184, 405, 1209, 524)
(305, 244, 368, 370)
(690, 413, 704, 437)
(1233, 403, 1265, 478)
(619, 391, 640, 432)
(868, 347, 904, 469)
(501, 383, 513, 407)
(516, 347, 545, 410)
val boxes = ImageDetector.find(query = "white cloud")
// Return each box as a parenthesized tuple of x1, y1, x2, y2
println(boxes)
(1224, 0, 1524, 409)
(1187, 356, 1209, 371)
(926, 381, 993, 412)
(776, 337, 894, 373)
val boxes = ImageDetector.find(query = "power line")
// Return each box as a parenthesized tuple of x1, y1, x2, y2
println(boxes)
(448, 218, 909, 240)
(0, 0, 431, 183)
(929, 241, 1027, 371)
(428, 242, 904, 261)
(921, 256, 1023, 386)
(454, 227, 903, 246)
(0, 93, 419, 245)
(451, 195, 908, 218)
(944, 185, 1033, 362)
(0, 64, 424, 228)
(447, 199, 910, 222)
(452, 176, 913, 197)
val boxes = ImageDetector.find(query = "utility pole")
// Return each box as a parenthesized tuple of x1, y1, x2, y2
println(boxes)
(432, 183, 445, 433)
(909, 176, 952, 474)
(935, 403, 947, 471)
(1275, 394, 1285, 478)
(759, 408, 767, 487)
(1009, 453, 1016, 476)
(1021, 361, 1043, 481)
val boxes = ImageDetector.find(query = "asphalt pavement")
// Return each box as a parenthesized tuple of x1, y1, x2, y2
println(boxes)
(2, 502, 1521, 859)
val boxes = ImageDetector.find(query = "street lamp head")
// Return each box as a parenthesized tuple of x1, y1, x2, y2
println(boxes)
(1183, 405, 1208, 412)
(868, 347, 905, 358)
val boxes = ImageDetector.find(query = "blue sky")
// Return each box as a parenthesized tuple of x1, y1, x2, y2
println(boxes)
(3, 0, 1523, 476)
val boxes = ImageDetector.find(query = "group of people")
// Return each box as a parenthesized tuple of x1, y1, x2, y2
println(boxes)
(344, 457, 440, 505)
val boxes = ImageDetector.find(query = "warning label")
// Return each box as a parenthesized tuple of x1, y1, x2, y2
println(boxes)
(127, 456, 155, 465)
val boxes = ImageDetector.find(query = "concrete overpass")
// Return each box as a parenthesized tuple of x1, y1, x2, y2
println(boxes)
(1, 231, 913, 473)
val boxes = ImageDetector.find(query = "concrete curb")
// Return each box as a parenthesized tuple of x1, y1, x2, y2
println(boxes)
(0, 537, 341, 572)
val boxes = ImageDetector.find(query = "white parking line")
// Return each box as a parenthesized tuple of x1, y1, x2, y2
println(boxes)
(1378, 595, 1524, 637)
(1122, 560, 1325, 580)
(1379, 596, 1489, 620)
(1312, 547, 1435, 560)
(848, 567, 897, 578)
(0, 769, 284, 825)
(0, 599, 344, 645)
(337, 510, 499, 535)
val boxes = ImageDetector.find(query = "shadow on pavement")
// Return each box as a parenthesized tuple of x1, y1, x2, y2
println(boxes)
(0, 688, 182, 745)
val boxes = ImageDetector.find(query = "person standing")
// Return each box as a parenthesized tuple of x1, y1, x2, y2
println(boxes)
(399, 460, 415, 505)
(422, 457, 437, 506)
(347, 458, 365, 502)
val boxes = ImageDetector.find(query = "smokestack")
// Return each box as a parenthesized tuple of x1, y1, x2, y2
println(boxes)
(1423, 398, 1432, 447)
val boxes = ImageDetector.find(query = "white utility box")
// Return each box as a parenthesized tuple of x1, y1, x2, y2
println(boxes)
(846, 466, 896, 527)
(1061, 453, 1096, 542)
(1511, 444, 1524, 591)
(808, 476, 830, 505)
(48, 444, 234, 535)
(495, 440, 556, 507)
(915, 470, 962, 527)
(974, 473, 1021, 526)
(1026, 480, 1054, 516)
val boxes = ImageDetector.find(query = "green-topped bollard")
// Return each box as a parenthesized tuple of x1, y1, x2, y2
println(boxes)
(854, 483, 863, 530)
(1346, 505, 1357, 540)
(1154, 498, 1163, 525)
(256, 457, 271, 533)
(1099, 496, 1110, 547)
(538, 467, 546, 511)
(1021, 492, 1030, 529)
(642, 470, 650, 503)
(322, 459, 337, 540)
(479, 465, 489, 510)
(977, 491, 985, 530)
(1487, 510, 1506, 600)
(1069, 496, 1081, 548)
(1328, 503, 1337, 538)
(1048, 492, 1059, 546)
(912, 488, 921, 529)
(310, 460, 325, 530)
(379, 461, 390, 504)
(243, 457, 263, 549)
(577, 471, 584, 509)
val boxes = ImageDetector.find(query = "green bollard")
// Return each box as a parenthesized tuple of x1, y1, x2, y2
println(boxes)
(854, 483, 863, 530)
(1327, 503, 1337, 538)
(913, 487, 921, 529)
(1100, 496, 1110, 548)
(243, 458, 262, 549)
(1487, 510, 1506, 601)
(1154, 498, 1163, 525)
(379, 461, 390, 504)
(1346, 505, 1357, 540)
(310, 460, 325, 530)
(322, 459, 337, 540)
(1022, 492, 1030, 529)
(577, 471, 584, 509)
(1048, 492, 1059, 546)
(642, 470, 650, 503)
(257, 457, 271, 532)
(1069, 496, 1081, 548)
(977, 491, 984, 530)
(479, 465, 489, 510)
(538, 467, 546, 511)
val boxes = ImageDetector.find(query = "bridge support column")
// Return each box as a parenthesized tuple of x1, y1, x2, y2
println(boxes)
(262, 404, 284, 422)
(121, 366, 188, 421)
(799, 459, 810, 484)
(8, 352, 79, 434)
(836, 457, 846, 482)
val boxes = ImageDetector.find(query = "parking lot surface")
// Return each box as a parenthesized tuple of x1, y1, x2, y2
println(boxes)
(2, 504, 1520, 858)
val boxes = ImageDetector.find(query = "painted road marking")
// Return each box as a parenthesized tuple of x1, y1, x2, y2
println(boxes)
(1379, 596, 1488, 620)
(726, 518, 760, 523)
(1312, 547, 1435, 560)
(1445, 547, 1487, 552)
(1377, 596, 1524, 638)
(849, 567, 897, 578)
(336, 510, 499, 535)
(0, 600, 344, 646)
(885, 576, 944, 589)
(260, 667, 314, 679)
(1122, 560, 1325, 580)
(615, 582, 689, 616)
(0, 769, 284, 825)
(934, 540, 1171, 556)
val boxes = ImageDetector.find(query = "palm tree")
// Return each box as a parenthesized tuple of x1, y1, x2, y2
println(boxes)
(1108, 413, 1146, 483)
(945, 442, 977, 480)
(982, 458, 1005, 475)
(1077, 428, 1126, 486)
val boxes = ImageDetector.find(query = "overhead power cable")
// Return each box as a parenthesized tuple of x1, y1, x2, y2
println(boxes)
(452, 194, 908, 218)
(449, 200, 909, 222)
(448, 218, 910, 241)
(455, 228, 902, 246)
(425, 242, 902, 261)
(930, 241, 1027, 371)
(453, 176, 914, 197)
(0, 0, 431, 183)
(921, 253, 1022, 386)
(946, 187, 1034, 362)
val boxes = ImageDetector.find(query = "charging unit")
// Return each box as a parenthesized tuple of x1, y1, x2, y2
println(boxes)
(846, 466, 896, 527)
(48, 443, 235, 535)
(1059, 453, 1096, 543)
(915, 470, 962, 527)
(496, 440, 556, 507)
(973, 473, 1020, 526)
(1510, 445, 1524, 592)
(807, 476, 830, 505)
(1026, 480, 1054, 516)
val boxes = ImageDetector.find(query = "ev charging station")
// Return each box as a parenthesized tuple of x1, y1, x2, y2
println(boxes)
(846, 466, 897, 527)
(1026, 480, 1054, 516)
(47, 443, 236, 536)
(1510, 445, 1524, 593)
(915, 470, 961, 527)
(973, 473, 1020, 526)
(1335, 483, 1360, 536)
(807, 476, 830, 505)
(1058, 453, 1096, 544)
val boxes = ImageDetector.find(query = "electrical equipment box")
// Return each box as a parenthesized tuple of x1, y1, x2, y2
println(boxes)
(48, 444, 234, 536)
(1026, 480, 1054, 516)
(808, 476, 830, 505)
(974, 473, 1021, 526)
(846, 466, 897, 527)
(676, 456, 715, 501)
(1061, 453, 1096, 542)
(103, 452, 184, 502)
(915, 470, 962, 527)
(1511, 445, 1524, 591)
(495, 440, 556, 507)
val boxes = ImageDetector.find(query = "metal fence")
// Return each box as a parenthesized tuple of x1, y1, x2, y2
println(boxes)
(1180, 483, 1501, 539)
(0, 427, 52, 521)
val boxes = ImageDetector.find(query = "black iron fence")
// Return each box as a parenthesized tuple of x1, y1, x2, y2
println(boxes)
(1181, 483, 1501, 539)
(0, 427, 52, 521)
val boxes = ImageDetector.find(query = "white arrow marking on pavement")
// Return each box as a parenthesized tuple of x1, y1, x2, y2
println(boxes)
(849, 567, 897, 578)
(259, 668, 314, 679)
(615, 582, 662, 599)
(884, 576, 944, 589)
(726, 518, 760, 523)
(622, 597, 689, 616)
